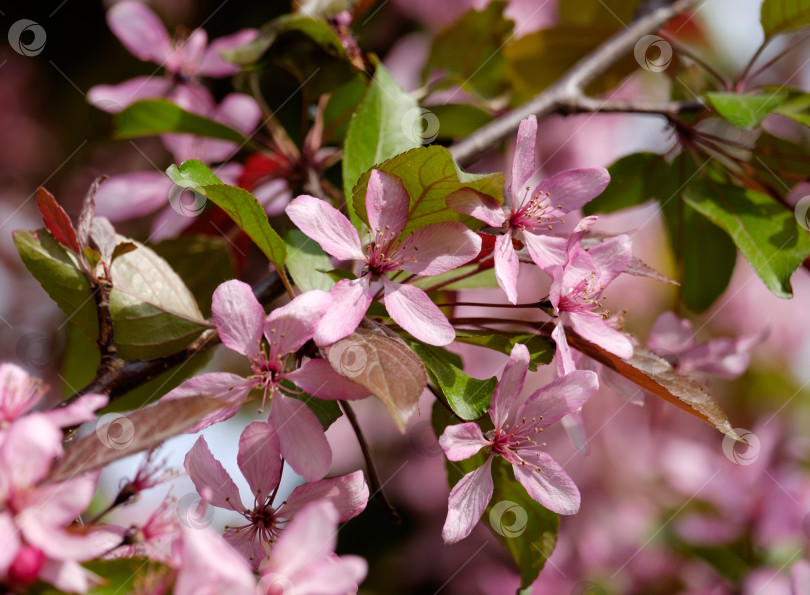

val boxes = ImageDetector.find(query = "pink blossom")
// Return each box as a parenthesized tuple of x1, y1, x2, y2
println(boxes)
(172, 525, 256, 595)
(162, 281, 368, 480)
(447, 115, 609, 303)
(257, 501, 368, 595)
(438, 343, 599, 543)
(184, 421, 368, 570)
(286, 169, 482, 346)
(87, 1, 257, 112)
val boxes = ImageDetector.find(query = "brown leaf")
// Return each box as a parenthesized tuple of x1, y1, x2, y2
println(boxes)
(322, 319, 428, 432)
(36, 187, 80, 255)
(564, 327, 740, 441)
(47, 396, 227, 484)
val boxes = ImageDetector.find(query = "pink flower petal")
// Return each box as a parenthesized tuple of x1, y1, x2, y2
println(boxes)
(269, 395, 331, 481)
(0, 414, 62, 488)
(286, 195, 365, 261)
(38, 560, 99, 594)
(224, 527, 266, 572)
(365, 170, 410, 239)
(512, 451, 580, 514)
(149, 205, 196, 243)
(237, 421, 282, 502)
(560, 412, 590, 455)
(438, 422, 488, 461)
(44, 393, 107, 429)
(283, 470, 369, 521)
(212, 280, 265, 360)
(314, 278, 372, 346)
(107, 1, 172, 64)
(680, 330, 764, 378)
(398, 221, 481, 276)
(198, 29, 259, 77)
(265, 289, 332, 357)
(570, 311, 634, 360)
(489, 343, 530, 429)
(446, 188, 507, 227)
(587, 234, 632, 287)
(552, 322, 576, 377)
(93, 171, 174, 221)
(184, 436, 244, 512)
(276, 555, 367, 595)
(647, 311, 695, 355)
(215, 93, 262, 137)
(160, 373, 254, 434)
(442, 457, 494, 544)
(791, 560, 810, 595)
(494, 230, 519, 304)
(518, 370, 599, 428)
(382, 278, 454, 346)
(262, 501, 338, 578)
(510, 115, 538, 202)
(532, 167, 610, 214)
(87, 77, 173, 112)
(174, 527, 256, 595)
(285, 359, 369, 400)
(0, 513, 20, 576)
(167, 29, 208, 75)
(520, 231, 568, 272)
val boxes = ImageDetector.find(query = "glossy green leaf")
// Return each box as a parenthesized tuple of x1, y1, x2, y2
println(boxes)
(683, 180, 810, 298)
(115, 99, 250, 144)
(424, 2, 513, 99)
(322, 75, 367, 143)
(166, 159, 222, 189)
(761, 0, 810, 37)
(773, 89, 810, 127)
(706, 92, 786, 129)
(342, 60, 421, 226)
(583, 152, 662, 215)
(453, 329, 554, 371)
(405, 339, 496, 421)
(352, 145, 504, 236)
(285, 228, 335, 291)
(427, 104, 494, 140)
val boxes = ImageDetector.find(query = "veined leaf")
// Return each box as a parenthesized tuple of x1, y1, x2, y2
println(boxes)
(285, 228, 335, 291)
(706, 92, 786, 129)
(583, 152, 662, 215)
(761, 0, 810, 37)
(453, 329, 554, 371)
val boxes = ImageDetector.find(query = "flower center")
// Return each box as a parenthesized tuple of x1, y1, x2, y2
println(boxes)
(512, 186, 566, 232)
(487, 417, 548, 471)
(561, 272, 609, 317)
(363, 225, 417, 276)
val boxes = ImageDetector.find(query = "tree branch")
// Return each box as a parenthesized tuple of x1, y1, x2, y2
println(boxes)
(448, 0, 702, 167)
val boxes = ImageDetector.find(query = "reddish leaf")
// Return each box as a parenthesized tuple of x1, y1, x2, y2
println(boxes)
(36, 187, 80, 255)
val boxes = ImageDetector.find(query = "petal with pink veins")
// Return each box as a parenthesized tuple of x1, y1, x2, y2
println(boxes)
(560, 412, 590, 455)
(269, 395, 331, 481)
(285, 359, 369, 400)
(107, 1, 171, 64)
(512, 451, 580, 514)
(442, 457, 494, 544)
(531, 167, 610, 214)
(551, 322, 576, 377)
(0, 513, 20, 575)
(184, 436, 244, 512)
(493, 230, 519, 304)
(286, 195, 365, 261)
(44, 393, 107, 429)
(365, 170, 410, 238)
(0, 414, 62, 488)
(518, 370, 598, 429)
(93, 171, 174, 221)
(198, 29, 259, 77)
(647, 311, 695, 355)
(382, 278, 454, 346)
(446, 188, 507, 227)
(489, 343, 530, 428)
(314, 278, 372, 346)
(212, 280, 265, 360)
(398, 221, 481, 276)
(174, 527, 256, 595)
(262, 501, 339, 579)
(588, 234, 632, 287)
(438, 422, 488, 461)
(265, 289, 332, 357)
(283, 470, 369, 521)
(160, 372, 254, 435)
(237, 421, 282, 501)
(520, 231, 567, 272)
(569, 311, 634, 360)
(510, 115, 538, 202)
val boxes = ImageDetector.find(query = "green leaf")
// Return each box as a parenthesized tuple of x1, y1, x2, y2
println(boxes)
(352, 145, 504, 236)
(424, 2, 513, 99)
(115, 99, 250, 144)
(32, 558, 167, 594)
(342, 60, 421, 226)
(683, 180, 810, 298)
(410, 263, 498, 291)
(425, 104, 494, 140)
(166, 159, 223, 189)
(583, 152, 662, 215)
(405, 339, 496, 421)
(152, 235, 234, 317)
(453, 329, 554, 371)
(281, 380, 342, 430)
(490, 457, 559, 589)
(504, 24, 635, 100)
(285, 228, 335, 291)
(322, 76, 367, 143)
(761, 0, 810, 37)
(706, 92, 786, 129)
(14, 229, 98, 342)
(773, 89, 810, 127)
